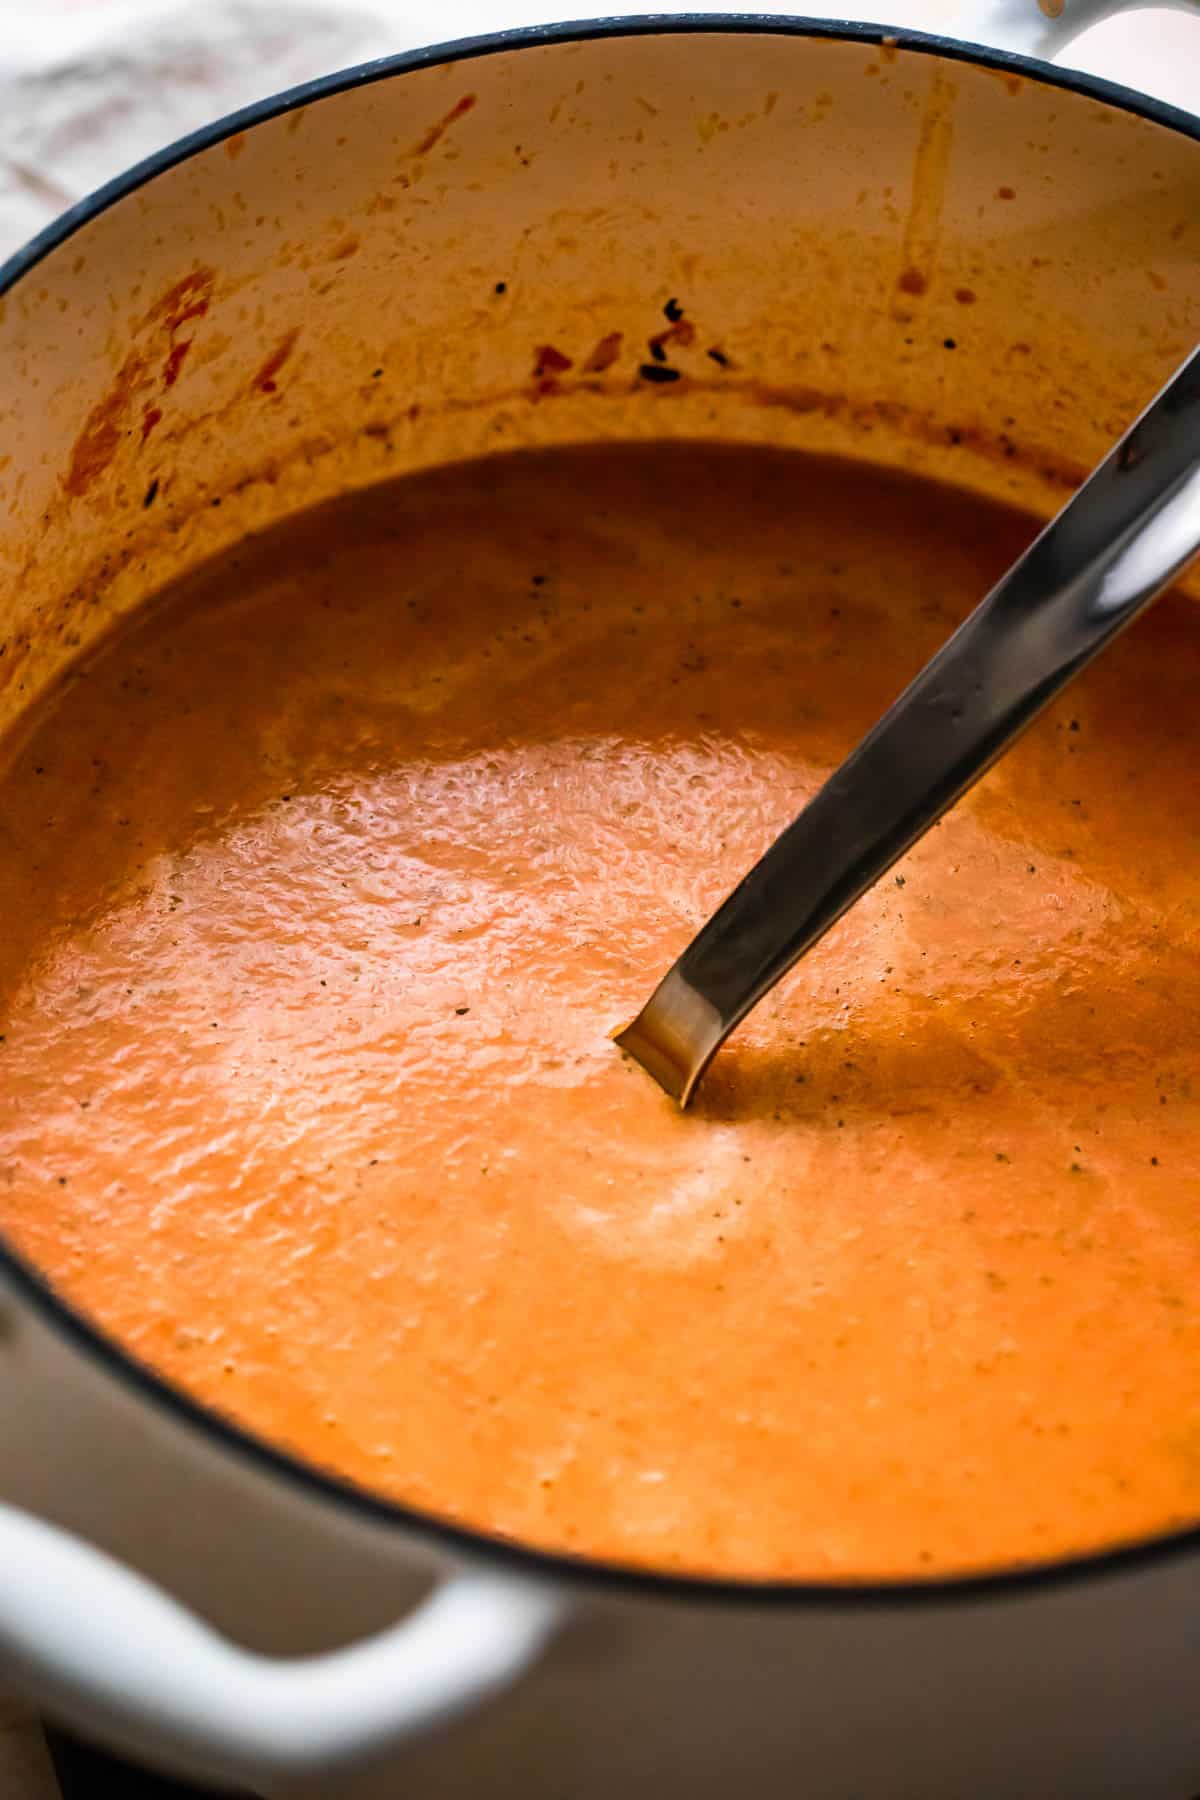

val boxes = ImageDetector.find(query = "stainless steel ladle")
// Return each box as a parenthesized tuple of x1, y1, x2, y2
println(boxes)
(617, 345, 1200, 1106)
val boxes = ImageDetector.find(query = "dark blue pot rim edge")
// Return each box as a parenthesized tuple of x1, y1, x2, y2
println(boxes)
(1, 12, 1198, 1610)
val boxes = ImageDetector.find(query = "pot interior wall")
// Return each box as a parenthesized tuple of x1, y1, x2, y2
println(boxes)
(1, 26, 1198, 744)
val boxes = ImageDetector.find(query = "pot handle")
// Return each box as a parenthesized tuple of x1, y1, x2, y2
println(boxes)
(0, 1501, 565, 1793)
(947, 0, 1199, 61)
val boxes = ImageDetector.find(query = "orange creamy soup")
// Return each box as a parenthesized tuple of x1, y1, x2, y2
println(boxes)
(0, 444, 1197, 1579)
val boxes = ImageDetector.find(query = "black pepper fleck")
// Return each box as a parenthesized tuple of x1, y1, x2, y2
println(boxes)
(142, 479, 159, 509)
(639, 363, 680, 383)
(664, 296, 683, 321)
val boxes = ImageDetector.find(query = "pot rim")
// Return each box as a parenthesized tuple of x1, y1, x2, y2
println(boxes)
(2, 12, 1198, 1610)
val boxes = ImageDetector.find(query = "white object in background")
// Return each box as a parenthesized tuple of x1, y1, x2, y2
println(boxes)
(0, 2, 394, 259)
(951, 0, 1199, 59)
(1064, 8, 1200, 114)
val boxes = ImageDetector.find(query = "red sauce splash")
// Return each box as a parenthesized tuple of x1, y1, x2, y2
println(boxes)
(533, 345, 573, 378)
(411, 94, 476, 157)
(254, 329, 301, 395)
(530, 343, 573, 398)
(64, 351, 150, 497)
(162, 340, 192, 388)
(586, 332, 623, 374)
(648, 319, 697, 360)
(63, 267, 216, 498)
(147, 269, 214, 335)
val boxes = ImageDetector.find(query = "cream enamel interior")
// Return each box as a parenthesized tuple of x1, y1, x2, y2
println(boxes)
(2, 27, 1199, 750)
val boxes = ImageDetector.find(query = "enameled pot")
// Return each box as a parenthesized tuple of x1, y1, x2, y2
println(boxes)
(1, 12, 1199, 1797)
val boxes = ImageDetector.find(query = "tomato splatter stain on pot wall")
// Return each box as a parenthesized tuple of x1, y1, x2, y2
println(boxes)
(254, 329, 301, 395)
(410, 93, 476, 158)
(62, 266, 216, 499)
(531, 343, 573, 397)
(586, 331, 623, 373)
(161, 340, 192, 388)
(648, 317, 697, 362)
(893, 68, 957, 318)
(147, 268, 214, 335)
(64, 349, 151, 497)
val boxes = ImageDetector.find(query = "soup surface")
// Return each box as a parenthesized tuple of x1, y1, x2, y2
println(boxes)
(1, 444, 1197, 1579)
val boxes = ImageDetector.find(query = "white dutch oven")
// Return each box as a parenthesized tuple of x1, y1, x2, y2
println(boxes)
(1, 8, 1199, 1796)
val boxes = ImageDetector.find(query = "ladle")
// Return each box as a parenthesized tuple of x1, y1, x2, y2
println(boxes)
(617, 345, 1200, 1105)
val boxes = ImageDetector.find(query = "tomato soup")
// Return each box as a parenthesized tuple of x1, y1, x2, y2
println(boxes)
(1, 443, 1197, 1578)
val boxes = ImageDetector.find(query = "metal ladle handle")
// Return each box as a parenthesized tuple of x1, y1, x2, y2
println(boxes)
(618, 345, 1200, 1104)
